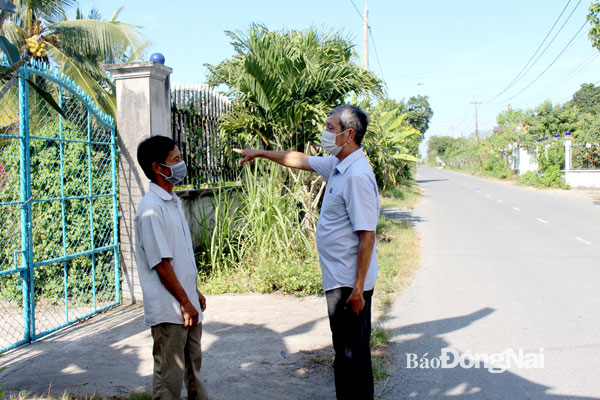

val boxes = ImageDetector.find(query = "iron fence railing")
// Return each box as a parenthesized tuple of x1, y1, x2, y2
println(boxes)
(572, 143, 600, 169)
(171, 83, 239, 187)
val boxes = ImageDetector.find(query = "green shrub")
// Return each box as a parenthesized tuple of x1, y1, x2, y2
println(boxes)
(540, 164, 569, 188)
(518, 171, 541, 186)
(483, 156, 513, 179)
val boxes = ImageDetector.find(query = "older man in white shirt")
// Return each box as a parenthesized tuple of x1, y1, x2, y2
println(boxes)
(235, 105, 379, 400)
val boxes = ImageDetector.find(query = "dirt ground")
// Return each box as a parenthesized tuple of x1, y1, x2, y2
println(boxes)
(0, 293, 387, 399)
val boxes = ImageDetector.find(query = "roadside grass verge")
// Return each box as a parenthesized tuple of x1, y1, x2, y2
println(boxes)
(439, 165, 570, 190)
(380, 179, 421, 210)
(369, 192, 421, 384)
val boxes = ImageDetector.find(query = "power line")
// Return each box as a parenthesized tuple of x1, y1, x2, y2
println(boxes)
(515, 52, 599, 108)
(348, 0, 387, 83)
(481, 0, 580, 103)
(368, 27, 386, 83)
(448, 103, 474, 135)
(492, 19, 589, 104)
(348, 0, 363, 21)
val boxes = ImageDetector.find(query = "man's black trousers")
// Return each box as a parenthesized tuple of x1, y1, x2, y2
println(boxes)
(326, 286, 374, 400)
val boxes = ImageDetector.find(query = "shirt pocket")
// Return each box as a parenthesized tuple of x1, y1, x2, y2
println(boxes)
(322, 191, 347, 220)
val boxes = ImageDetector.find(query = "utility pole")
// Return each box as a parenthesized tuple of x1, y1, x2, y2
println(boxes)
(470, 101, 481, 143)
(363, 0, 369, 70)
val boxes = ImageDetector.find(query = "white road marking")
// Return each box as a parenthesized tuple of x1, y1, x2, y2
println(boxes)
(497, 200, 504, 203)
(512, 207, 521, 211)
(575, 237, 593, 245)
(537, 218, 549, 224)
(485, 194, 491, 198)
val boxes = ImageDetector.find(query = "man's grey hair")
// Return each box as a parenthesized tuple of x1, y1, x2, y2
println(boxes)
(329, 105, 370, 146)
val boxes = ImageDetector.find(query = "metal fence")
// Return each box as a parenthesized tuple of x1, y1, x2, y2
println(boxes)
(0, 60, 120, 353)
(572, 143, 600, 169)
(171, 83, 239, 187)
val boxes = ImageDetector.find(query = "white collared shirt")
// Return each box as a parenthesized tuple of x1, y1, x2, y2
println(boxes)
(134, 182, 202, 326)
(309, 148, 379, 291)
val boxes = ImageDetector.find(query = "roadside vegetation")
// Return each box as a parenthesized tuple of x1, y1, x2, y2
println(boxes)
(425, 1, 600, 190)
(424, 88, 600, 190)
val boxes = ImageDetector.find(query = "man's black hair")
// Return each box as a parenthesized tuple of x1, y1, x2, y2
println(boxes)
(137, 135, 177, 182)
(329, 105, 370, 146)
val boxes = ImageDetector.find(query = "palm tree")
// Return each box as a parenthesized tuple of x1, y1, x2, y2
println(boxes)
(1, 0, 146, 116)
(207, 25, 383, 232)
(207, 25, 383, 151)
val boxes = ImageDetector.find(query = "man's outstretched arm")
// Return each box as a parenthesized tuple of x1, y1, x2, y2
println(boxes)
(234, 149, 315, 171)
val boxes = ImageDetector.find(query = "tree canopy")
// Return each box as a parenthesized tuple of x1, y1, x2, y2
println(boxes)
(399, 95, 433, 137)
(571, 83, 600, 114)
(207, 25, 383, 150)
(1, 0, 146, 116)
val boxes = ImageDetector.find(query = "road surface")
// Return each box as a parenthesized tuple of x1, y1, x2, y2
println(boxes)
(385, 168, 600, 399)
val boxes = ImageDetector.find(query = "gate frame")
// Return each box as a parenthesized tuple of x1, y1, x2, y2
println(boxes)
(0, 59, 121, 353)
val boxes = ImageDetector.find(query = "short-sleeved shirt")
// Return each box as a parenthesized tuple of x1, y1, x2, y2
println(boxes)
(134, 182, 202, 326)
(309, 148, 379, 291)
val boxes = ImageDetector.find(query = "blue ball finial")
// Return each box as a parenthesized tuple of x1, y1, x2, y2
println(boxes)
(150, 53, 165, 65)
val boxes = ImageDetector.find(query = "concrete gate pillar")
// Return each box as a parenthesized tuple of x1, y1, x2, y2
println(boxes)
(104, 62, 172, 304)
(564, 134, 573, 172)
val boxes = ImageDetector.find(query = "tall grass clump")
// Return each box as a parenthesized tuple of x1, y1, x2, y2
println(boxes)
(193, 185, 241, 274)
(195, 163, 322, 295)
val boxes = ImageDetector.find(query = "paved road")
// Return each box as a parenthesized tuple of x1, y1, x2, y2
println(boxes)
(385, 168, 600, 399)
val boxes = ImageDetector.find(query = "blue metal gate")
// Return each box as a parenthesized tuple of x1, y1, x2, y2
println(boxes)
(0, 60, 120, 353)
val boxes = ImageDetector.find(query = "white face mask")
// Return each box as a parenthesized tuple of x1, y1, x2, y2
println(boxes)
(160, 160, 187, 185)
(321, 129, 348, 156)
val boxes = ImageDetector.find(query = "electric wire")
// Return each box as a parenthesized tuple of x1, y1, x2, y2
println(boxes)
(515, 52, 599, 108)
(481, 0, 580, 103)
(348, 0, 387, 83)
(368, 27, 386, 83)
(491, 19, 589, 104)
(556, 76, 600, 104)
(348, 0, 364, 21)
(451, 103, 474, 135)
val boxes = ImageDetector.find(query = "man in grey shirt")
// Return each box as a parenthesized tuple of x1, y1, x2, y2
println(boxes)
(235, 105, 379, 399)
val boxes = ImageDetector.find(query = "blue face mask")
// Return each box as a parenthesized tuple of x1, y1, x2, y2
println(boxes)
(160, 160, 187, 185)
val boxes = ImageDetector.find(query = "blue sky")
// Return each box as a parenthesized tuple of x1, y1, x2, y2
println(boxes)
(85, 0, 600, 145)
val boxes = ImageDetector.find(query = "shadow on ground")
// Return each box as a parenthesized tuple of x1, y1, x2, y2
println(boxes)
(0, 301, 339, 399)
(0, 305, 151, 397)
(416, 179, 449, 184)
(200, 317, 336, 399)
(382, 308, 600, 399)
(381, 208, 425, 225)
